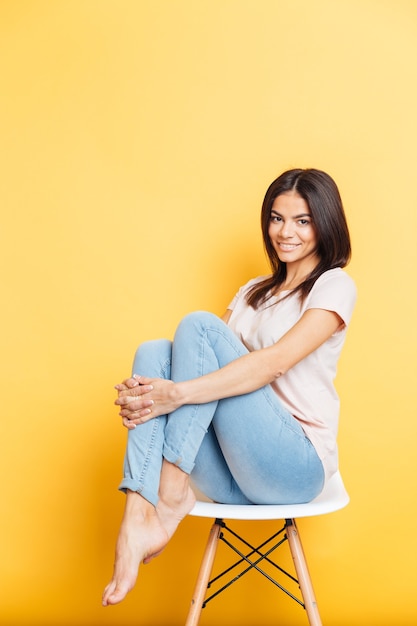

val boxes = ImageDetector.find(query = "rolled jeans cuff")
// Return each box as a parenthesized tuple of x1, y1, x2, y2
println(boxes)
(118, 478, 159, 507)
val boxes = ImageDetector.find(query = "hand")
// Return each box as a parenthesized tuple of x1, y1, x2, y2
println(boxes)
(115, 374, 182, 428)
(114, 375, 155, 429)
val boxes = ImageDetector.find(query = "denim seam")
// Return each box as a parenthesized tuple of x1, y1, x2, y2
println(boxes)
(136, 349, 169, 487)
(136, 418, 161, 488)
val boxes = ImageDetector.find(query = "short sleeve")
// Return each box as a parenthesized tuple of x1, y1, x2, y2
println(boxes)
(304, 268, 357, 326)
(227, 276, 266, 312)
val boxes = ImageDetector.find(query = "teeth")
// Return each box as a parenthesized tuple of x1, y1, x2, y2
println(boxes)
(279, 244, 298, 250)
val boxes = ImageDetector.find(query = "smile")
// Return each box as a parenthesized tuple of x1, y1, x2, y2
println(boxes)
(278, 243, 300, 251)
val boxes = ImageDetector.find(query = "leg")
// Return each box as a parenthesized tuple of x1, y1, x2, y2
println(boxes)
(185, 520, 222, 626)
(286, 519, 322, 626)
(208, 391, 324, 504)
(191, 424, 252, 504)
(103, 340, 195, 605)
(144, 458, 196, 563)
(104, 313, 248, 598)
(162, 311, 251, 473)
(118, 339, 172, 506)
(191, 392, 324, 504)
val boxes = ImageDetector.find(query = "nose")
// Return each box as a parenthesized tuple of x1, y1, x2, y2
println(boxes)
(280, 221, 295, 238)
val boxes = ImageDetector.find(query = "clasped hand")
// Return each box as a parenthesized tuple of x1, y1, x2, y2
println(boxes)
(115, 374, 179, 429)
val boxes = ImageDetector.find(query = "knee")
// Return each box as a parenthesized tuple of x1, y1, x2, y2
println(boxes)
(134, 338, 171, 359)
(177, 311, 220, 334)
(132, 339, 172, 375)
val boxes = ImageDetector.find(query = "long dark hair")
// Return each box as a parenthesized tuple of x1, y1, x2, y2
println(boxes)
(247, 168, 352, 309)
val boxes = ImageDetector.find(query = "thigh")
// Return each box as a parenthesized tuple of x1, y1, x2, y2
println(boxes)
(191, 425, 253, 504)
(211, 387, 324, 504)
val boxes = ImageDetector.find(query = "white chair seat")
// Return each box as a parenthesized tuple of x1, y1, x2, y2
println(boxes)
(189, 470, 349, 520)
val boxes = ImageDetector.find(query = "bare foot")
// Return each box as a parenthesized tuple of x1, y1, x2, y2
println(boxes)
(102, 491, 169, 606)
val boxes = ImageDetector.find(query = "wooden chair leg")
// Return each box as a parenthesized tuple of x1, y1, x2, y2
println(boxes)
(286, 519, 322, 626)
(185, 520, 222, 626)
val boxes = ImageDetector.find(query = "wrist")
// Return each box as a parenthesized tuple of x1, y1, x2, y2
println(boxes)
(174, 381, 190, 406)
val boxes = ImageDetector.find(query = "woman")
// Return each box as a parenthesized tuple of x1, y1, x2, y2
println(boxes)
(102, 168, 357, 607)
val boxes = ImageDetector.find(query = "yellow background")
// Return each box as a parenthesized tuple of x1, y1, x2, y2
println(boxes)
(1, 1, 416, 624)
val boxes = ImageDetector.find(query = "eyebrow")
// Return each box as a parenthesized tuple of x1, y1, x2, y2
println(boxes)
(270, 210, 311, 218)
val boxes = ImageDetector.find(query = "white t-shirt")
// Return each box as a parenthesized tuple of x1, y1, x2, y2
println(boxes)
(227, 268, 357, 480)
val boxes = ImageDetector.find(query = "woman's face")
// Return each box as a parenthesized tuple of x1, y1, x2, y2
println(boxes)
(268, 191, 320, 273)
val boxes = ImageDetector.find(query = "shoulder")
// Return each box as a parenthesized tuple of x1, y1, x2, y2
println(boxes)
(245, 274, 271, 289)
(305, 268, 357, 325)
(312, 268, 357, 296)
(234, 274, 271, 298)
(227, 274, 271, 312)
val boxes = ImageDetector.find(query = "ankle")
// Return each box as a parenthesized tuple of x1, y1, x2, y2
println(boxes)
(124, 490, 157, 521)
(158, 461, 191, 505)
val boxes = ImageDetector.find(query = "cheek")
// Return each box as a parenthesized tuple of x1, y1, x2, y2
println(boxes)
(307, 228, 318, 246)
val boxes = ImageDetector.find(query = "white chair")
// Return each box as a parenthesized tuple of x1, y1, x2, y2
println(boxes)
(185, 471, 349, 626)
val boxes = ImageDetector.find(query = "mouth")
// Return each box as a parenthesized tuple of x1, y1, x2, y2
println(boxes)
(278, 243, 300, 251)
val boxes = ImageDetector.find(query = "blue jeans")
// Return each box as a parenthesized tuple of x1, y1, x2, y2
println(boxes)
(119, 312, 324, 506)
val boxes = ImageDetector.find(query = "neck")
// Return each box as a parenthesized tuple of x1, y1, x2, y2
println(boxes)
(282, 260, 319, 290)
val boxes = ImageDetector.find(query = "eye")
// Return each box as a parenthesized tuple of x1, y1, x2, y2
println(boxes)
(270, 214, 282, 223)
(298, 218, 311, 226)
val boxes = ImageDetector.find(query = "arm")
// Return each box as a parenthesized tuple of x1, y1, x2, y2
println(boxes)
(175, 307, 342, 403)
(221, 309, 232, 324)
(118, 307, 343, 425)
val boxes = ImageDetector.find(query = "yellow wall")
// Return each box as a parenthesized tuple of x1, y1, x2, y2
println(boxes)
(1, 1, 416, 624)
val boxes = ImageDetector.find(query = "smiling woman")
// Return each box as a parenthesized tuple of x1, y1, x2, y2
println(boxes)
(247, 168, 352, 308)
(102, 168, 357, 609)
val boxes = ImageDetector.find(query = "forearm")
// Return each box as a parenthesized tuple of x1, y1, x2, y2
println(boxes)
(175, 348, 278, 405)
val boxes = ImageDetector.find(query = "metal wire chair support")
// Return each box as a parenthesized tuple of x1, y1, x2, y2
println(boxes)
(201, 518, 306, 610)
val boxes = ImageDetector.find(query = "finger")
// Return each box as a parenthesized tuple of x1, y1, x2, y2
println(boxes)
(119, 402, 153, 418)
(114, 383, 129, 391)
(122, 417, 136, 430)
(134, 375, 154, 385)
(115, 387, 154, 405)
(128, 411, 154, 425)
(123, 377, 140, 389)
